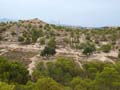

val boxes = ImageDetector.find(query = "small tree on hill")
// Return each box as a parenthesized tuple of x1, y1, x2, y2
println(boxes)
(41, 46, 56, 57)
(41, 37, 56, 57)
(83, 43, 96, 56)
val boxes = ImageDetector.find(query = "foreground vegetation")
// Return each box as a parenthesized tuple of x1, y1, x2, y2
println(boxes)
(0, 56, 120, 90)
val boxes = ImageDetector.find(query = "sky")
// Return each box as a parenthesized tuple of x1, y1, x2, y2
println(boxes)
(0, 0, 120, 27)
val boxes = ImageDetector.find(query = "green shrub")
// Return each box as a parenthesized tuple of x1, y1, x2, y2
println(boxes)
(0, 82, 15, 90)
(0, 57, 29, 84)
(82, 43, 96, 56)
(34, 78, 64, 90)
(41, 46, 56, 56)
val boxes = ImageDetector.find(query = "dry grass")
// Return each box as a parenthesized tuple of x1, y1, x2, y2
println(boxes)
(2, 50, 37, 66)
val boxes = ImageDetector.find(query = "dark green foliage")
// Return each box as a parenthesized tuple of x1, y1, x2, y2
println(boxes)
(0, 57, 29, 84)
(70, 77, 92, 90)
(31, 62, 48, 81)
(30, 29, 43, 43)
(94, 67, 120, 90)
(15, 81, 34, 90)
(1, 56, 120, 90)
(82, 61, 113, 79)
(41, 37, 56, 57)
(0, 82, 15, 90)
(41, 46, 56, 56)
(32, 58, 120, 90)
(33, 57, 83, 85)
(83, 42, 96, 56)
(34, 78, 64, 90)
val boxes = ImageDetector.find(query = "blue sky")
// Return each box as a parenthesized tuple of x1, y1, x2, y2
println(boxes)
(0, 0, 120, 27)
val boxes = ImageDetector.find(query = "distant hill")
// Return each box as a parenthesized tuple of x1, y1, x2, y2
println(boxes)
(0, 18, 16, 22)
(19, 18, 47, 25)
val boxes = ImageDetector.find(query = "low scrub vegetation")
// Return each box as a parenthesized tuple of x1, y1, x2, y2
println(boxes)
(0, 57, 120, 90)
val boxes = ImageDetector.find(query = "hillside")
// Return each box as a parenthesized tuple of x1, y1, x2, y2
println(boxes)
(0, 18, 120, 90)
(0, 19, 120, 69)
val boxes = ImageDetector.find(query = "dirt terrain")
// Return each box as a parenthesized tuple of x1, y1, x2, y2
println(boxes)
(0, 19, 120, 74)
(0, 41, 118, 74)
